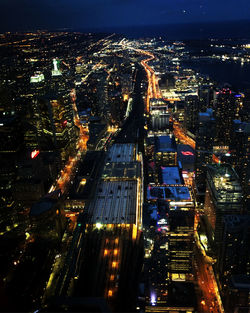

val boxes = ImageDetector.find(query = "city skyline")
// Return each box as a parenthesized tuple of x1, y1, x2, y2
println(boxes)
(0, 3, 249, 312)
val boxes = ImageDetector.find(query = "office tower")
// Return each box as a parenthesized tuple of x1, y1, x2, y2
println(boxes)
(184, 95, 199, 135)
(195, 109, 215, 199)
(204, 164, 243, 252)
(0, 113, 23, 224)
(198, 85, 213, 112)
(231, 120, 250, 210)
(242, 89, 250, 122)
(30, 94, 78, 166)
(168, 200, 195, 281)
(214, 88, 237, 146)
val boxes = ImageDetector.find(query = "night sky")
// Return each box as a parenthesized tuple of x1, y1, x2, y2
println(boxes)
(0, 0, 250, 32)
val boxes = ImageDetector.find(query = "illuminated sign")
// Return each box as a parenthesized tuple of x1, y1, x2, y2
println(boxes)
(158, 218, 167, 225)
(181, 151, 194, 156)
(31, 150, 40, 159)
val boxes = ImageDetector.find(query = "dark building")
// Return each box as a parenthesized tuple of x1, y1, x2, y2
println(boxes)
(218, 215, 250, 286)
(198, 85, 213, 112)
(184, 95, 199, 135)
(195, 109, 215, 199)
(223, 275, 250, 313)
(214, 89, 237, 146)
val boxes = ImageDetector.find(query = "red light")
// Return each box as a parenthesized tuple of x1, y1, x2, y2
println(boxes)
(181, 151, 194, 156)
(31, 150, 40, 159)
(62, 120, 67, 127)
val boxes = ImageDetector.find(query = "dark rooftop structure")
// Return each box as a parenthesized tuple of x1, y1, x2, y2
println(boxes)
(30, 198, 57, 216)
(155, 135, 177, 153)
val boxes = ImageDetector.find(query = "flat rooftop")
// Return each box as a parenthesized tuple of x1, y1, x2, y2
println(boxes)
(147, 185, 191, 201)
(102, 161, 141, 180)
(155, 135, 177, 153)
(106, 143, 136, 163)
(207, 164, 242, 197)
(161, 167, 182, 185)
(88, 180, 137, 224)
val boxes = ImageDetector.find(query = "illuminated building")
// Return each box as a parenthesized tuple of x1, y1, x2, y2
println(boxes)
(0, 114, 22, 229)
(204, 164, 243, 251)
(168, 197, 194, 281)
(184, 95, 199, 135)
(214, 89, 237, 146)
(30, 71, 45, 84)
(231, 120, 250, 210)
(149, 99, 171, 131)
(51, 58, 62, 77)
(75, 144, 144, 312)
(155, 135, 177, 167)
(195, 109, 215, 199)
(145, 183, 195, 311)
(198, 85, 213, 112)
(33, 94, 78, 166)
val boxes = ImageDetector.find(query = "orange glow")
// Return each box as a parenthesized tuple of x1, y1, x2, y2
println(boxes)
(113, 249, 118, 256)
(108, 290, 113, 297)
(110, 274, 115, 281)
(112, 261, 118, 268)
(115, 238, 119, 245)
(104, 249, 108, 256)
(212, 154, 220, 164)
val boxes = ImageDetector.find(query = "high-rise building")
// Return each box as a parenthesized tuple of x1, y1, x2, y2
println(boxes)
(195, 109, 215, 199)
(204, 164, 243, 252)
(184, 95, 199, 135)
(198, 85, 213, 112)
(168, 200, 195, 281)
(231, 120, 250, 210)
(214, 89, 237, 146)
(30, 94, 78, 166)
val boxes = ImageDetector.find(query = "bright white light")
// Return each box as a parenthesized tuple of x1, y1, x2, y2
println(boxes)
(96, 223, 102, 230)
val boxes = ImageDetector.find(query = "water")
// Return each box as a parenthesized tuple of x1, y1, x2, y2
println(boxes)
(181, 58, 250, 91)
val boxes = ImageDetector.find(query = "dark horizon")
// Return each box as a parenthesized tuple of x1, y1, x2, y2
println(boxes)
(2, 19, 250, 41)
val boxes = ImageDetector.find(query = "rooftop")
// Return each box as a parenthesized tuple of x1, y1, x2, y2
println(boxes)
(147, 185, 191, 201)
(155, 135, 177, 153)
(87, 181, 137, 224)
(102, 161, 141, 180)
(207, 164, 242, 202)
(106, 143, 136, 163)
(161, 167, 182, 185)
(30, 198, 57, 216)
